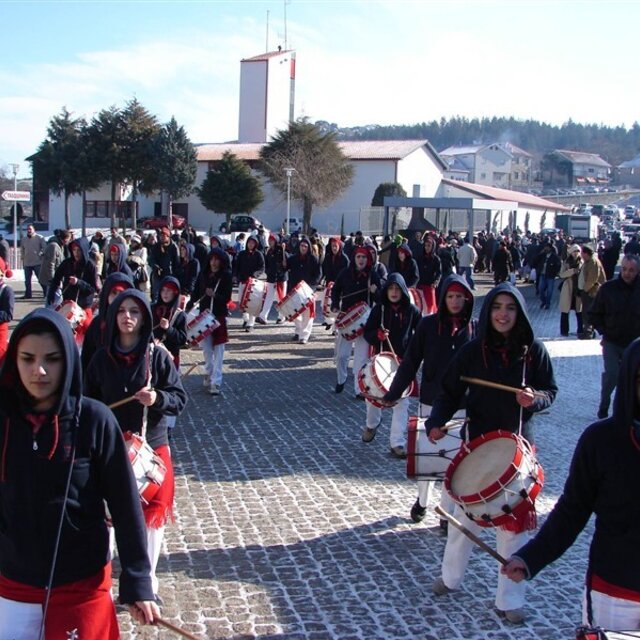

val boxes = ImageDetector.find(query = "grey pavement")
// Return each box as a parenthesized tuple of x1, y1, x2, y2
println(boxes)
(7, 273, 604, 639)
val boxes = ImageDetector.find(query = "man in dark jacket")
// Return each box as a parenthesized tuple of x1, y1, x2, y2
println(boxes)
(589, 253, 640, 418)
(235, 235, 265, 332)
(503, 337, 640, 632)
(148, 226, 179, 299)
(535, 241, 561, 309)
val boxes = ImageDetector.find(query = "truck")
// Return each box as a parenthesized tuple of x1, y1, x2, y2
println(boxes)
(554, 214, 599, 242)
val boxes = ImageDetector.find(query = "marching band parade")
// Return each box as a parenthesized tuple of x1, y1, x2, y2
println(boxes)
(0, 222, 639, 639)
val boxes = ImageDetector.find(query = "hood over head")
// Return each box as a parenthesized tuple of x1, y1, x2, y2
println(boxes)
(105, 289, 153, 360)
(0, 308, 82, 418)
(298, 238, 311, 253)
(246, 236, 259, 251)
(476, 282, 534, 348)
(329, 236, 343, 251)
(437, 274, 474, 322)
(99, 272, 134, 318)
(181, 242, 195, 261)
(156, 275, 181, 313)
(209, 246, 231, 271)
(108, 242, 128, 271)
(382, 272, 410, 304)
(69, 236, 90, 264)
(397, 243, 413, 259)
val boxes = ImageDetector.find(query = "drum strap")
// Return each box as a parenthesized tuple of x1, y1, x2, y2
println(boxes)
(517, 346, 529, 437)
(209, 280, 220, 314)
(140, 344, 154, 442)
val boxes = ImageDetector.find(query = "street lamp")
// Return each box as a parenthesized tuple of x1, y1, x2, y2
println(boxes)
(9, 163, 19, 270)
(284, 167, 295, 236)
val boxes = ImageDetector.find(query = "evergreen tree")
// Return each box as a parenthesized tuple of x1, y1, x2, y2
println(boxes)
(260, 118, 353, 233)
(196, 151, 263, 226)
(371, 182, 407, 206)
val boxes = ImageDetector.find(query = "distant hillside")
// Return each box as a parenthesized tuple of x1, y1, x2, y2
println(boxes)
(315, 116, 640, 166)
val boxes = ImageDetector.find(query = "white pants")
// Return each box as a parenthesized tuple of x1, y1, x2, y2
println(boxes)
(0, 598, 42, 640)
(259, 281, 286, 323)
(202, 340, 225, 386)
(294, 308, 314, 342)
(440, 503, 530, 611)
(366, 396, 409, 448)
(238, 281, 256, 327)
(418, 403, 463, 512)
(147, 525, 165, 596)
(584, 589, 640, 630)
(335, 334, 369, 395)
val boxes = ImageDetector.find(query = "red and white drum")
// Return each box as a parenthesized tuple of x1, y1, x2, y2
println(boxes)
(357, 351, 409, 408)
(322, 281, 337, 319)
(185, 308, 220, 347)
(408, 287, 424, 314)
(240, 277, 267, 316)
(445, 430, 544, 528)
(406, 416, 463, 481)
(335, 301, 370, 340)
(54, 300, 86, 334)
(276, 281, 315, 322)
(124, 431, 167, 505)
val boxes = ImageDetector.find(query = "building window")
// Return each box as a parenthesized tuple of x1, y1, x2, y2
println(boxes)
(480, 172, 486, 179)
(514, 172, 520, 180)
(588, 167, 595, 173)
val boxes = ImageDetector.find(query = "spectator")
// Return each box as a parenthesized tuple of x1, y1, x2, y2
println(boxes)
(20, 224, 47, 299)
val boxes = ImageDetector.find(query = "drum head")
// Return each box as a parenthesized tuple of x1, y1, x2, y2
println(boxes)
(450, 437, 517, 498)
(372, 354, 398, 386)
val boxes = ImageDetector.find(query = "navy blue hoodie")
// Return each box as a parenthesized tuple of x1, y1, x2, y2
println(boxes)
(152, 276, 187, 363)
(363, 273, 421, 357)
(197, 248, 233, 318)
(84, 290, 187, 449)
(0, 309, 153, 601)
(286, 238, 321, 290)
(175, 243, 200, 296)
(104, 241, 133, 279)
(515, 337, 640, 593)
(46, 237, 98, 309)
(425, 283, 557, 443)
(385, 274, 475, 405)
(391, 243, 419, 288)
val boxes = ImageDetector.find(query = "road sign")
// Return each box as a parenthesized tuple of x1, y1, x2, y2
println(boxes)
(1, 190, 30, 202)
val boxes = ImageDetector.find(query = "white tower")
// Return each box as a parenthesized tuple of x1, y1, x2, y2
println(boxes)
(238, 49, 296, 143)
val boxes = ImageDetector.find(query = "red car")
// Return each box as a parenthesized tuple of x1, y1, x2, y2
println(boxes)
(139, 214, 186, 230)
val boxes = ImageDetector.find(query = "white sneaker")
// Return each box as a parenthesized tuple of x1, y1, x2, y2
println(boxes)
(209, 384, 220, 396)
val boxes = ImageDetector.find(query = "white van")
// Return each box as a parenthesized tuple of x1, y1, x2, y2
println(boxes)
(283, 217, 303, 233)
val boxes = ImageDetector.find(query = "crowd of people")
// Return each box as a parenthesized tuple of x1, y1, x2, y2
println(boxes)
(0, 219, 639, 636)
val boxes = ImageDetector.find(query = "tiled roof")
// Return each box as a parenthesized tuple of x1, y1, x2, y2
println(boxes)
(196, 139, 447, 168)
(440, 145, 483, 156)
(503, 142, 533, 158)
(618, 153, 640, 169)
(553, 149, 612, 168)
(441, 178, 571, 211)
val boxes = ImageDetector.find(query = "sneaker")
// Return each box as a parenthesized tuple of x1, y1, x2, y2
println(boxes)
(255, 317, 267, 325)
(276, 318, 284, 324)
(497, 608, 526, 624)
(209, 384, 220, 396)
(335, 382, 345, 394)
(299, 338, 308, 344)
(439, 518, 448, 534)
(362, 427, 377, 443)
(324, 323, 333, 331)
(410, 499, 427, 523)
(389, 446, 407, 459)
(242, 321, 248, 329)
(292, 334, 299, 342)
(354, 393, 366, 401)
(245, 326, 253, 333)
(432, 577, 453, 596)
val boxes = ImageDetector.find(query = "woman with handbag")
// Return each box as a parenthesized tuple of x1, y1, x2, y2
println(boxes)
(84, 290, 187, 604)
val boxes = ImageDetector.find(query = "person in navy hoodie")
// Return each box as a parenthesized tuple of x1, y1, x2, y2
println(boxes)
(360, 273, 421, 457)
(427, 283, 557, 624)
(383, 274, 475, 524)
(321, 237, 349, 331)
(284, 237, 321, 344)
(257, 232, 288, 326)
(103, 241, 133, 280)
(84, 290, 187, 603)
(390, 243, 419, 289)
(503, 337, 640, 631)
(235, 235, 265, 333)
(0, 308, 158, 638)
(175, 242, 200, 302)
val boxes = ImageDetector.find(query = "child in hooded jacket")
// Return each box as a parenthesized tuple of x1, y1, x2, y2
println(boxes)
(0, 257, 14, 364)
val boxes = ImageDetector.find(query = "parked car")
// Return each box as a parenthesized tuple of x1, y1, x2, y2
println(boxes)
(283, 217, 303, 233)
(624, 205, 637, 219)
(139, 214, 186, 230)
(219, 215, 261, 233)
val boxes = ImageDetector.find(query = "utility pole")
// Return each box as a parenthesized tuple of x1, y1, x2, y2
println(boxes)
(9, 163, 19, 270)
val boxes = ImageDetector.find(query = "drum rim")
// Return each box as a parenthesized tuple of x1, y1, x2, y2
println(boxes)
(335, 301, 369, 329)
(445, 430, 529, 504)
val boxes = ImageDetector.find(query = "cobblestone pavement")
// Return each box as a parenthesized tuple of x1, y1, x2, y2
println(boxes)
(8, 272, 606, 639)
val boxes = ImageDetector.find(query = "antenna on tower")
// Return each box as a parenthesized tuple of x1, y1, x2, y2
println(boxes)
(284, 0, 290, 50)
(266, 9, 270, 52)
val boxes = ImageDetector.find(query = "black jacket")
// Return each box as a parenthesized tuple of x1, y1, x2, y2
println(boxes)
(197, 249, 233, 318)
(47, 237, 98, 309)
(321, 239, 349, 283)
(331, 262, 381, 312)
(391, 244, 419, 288)
(416, 251, 441, 287)
(424, 283, 557, 444)
(514, 337, 640, 594)
(84, 290, 188, 450)
(0, 309, 153, 602)
(104, 242, 133, 280)
(264, 237, 288, 284)
(152, 276, 188, 363)
(589, 275, 640, 348)
(286, 240, 321, 289)
(385, 275, 475, 405)
(235, 238, 265, 282)
(175, 243, 201, 296)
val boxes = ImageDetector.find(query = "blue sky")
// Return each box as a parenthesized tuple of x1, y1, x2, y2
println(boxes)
(2, 0, 639, 175)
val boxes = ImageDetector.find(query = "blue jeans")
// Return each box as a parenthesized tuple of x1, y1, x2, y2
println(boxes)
(459, 266, 475, 289)
(23, 264, 40, 297)
(600, 341, 625, 413)
(539, 275, 555, 308)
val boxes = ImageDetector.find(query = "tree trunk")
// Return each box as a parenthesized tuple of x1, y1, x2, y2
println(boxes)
(64, 192, 71, 230)
(167, 193, 173, 230)
(81, 191, 87, 238)
(131, 181, 138, 231)
(110, 180, 117, 228)
(303, 197, 312, 235)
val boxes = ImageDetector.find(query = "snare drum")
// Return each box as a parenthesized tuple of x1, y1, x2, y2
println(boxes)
(445, 430, 544, 528)
(357, 351, 408, 408)
(335, 301, 370, 340)
(276, 281, 315, 322)
(239, 277, 267, 316)
(406, 416, 463, 480)
(408, 288, 424, 314)
(322, 282, 337, 319)
(185, 309, 220, 347)
(576, 628, 640, 639)
(124, 432, 167, 505)
(54, 300, 86, 334)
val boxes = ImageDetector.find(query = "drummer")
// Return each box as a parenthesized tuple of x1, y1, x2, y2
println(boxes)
(257, 232, 288, 326)
(427, 283, 557, 624)
(235, 235, 265, 333)
(195, 247, 233, 396)
(360, 273, 421, 457)
(320, 237, 349, 331)
(331, 246, 381, 397)
(84, 290, 188, 605)
(283, 237, 321, 344)
(151, 276, 188, 369)
(382, 274, 475, 524)
(502, 337, 640, 632)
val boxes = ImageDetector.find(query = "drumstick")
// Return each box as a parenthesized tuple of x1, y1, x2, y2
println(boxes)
(108, 395, 139, 410)
(181, 361, 203, 377)
(435, 506, 509, 566)
(156, 616, 201, 639)
(460, 376, 546, 399)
